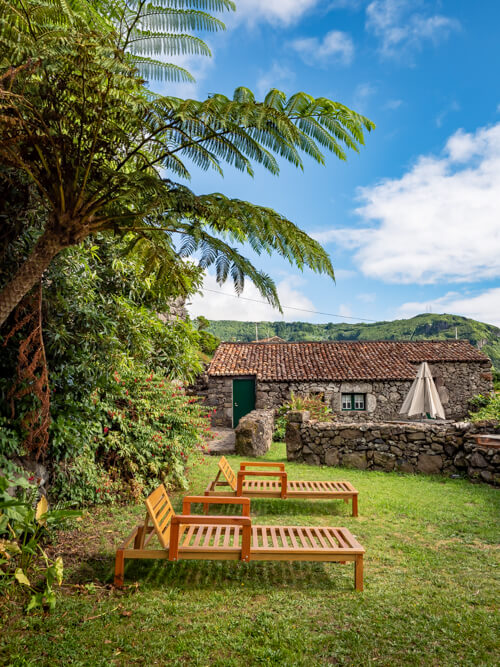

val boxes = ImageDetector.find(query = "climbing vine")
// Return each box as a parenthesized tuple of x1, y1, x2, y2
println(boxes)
(3, 282, 50, 461)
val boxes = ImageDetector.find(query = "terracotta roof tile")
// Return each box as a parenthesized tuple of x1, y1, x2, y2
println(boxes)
(207, 340, 489, 381)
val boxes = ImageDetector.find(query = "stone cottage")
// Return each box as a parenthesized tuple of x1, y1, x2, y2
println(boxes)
(197, 340, 493, 427)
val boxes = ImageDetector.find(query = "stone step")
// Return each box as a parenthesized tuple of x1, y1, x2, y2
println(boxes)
(208, 428, 236, 455)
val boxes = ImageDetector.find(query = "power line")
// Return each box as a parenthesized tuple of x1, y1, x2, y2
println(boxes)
(201, 288, 379, 322)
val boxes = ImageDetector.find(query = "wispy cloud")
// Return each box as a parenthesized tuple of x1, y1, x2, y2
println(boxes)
(398, 288, 500, 328)
(256, 62, 295, 98)
(328, 0, 364, 9)
(357, 292, 377, 303)
(334, 268, 357, 280)
(231, 0, 320, 27)
(353, 82, 376, 111)
(188, 273, 316, 322)
(318, 122, 500, 285)
(157, 52, 215, 99)
(384, 98, 403, 110)
(435, 100, 460, 128)
(291, 30, 354, 66)
(366, 0, 460, 60)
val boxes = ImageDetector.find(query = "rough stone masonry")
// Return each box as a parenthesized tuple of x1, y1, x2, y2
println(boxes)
(285, 411, 500, 485)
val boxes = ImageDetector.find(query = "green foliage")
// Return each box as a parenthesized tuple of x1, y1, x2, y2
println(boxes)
(0, 0, 374, 324)
(273, 392, 334, 441)
(2, 448, 499, 664)
(0, 235, 211, 503)
(289, 392, 334, 421)
(468, 393, 500, 422)
(51, 369, 212, 503)
(208, 313, 500, 371)
(0, 471, 80, 611)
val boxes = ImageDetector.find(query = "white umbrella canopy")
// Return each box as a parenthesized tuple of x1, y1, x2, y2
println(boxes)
(399, 362, 446, 420)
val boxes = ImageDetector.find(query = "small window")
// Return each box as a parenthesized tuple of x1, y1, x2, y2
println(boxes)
(354, 394, 365, 410)
(342, 393, 366, 411)
(342, 394, 352, 410)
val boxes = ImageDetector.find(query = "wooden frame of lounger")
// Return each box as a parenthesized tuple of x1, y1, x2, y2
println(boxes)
(204, 457, 359, 517)
(114, 485, 365, 591)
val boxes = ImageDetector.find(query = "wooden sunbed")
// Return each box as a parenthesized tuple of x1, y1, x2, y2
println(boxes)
(204, 457, 359, 516)
(114, 485, 365, 591)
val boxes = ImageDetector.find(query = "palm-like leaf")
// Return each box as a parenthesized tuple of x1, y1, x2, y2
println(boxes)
(0, 0, 374, 326)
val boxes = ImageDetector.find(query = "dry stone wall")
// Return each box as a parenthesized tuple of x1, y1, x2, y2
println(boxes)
(286, 411, 500, 485)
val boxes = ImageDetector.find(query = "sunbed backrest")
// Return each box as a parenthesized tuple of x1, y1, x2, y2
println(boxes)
(219, 456, 237, 491)
(145, 485, 175, 549)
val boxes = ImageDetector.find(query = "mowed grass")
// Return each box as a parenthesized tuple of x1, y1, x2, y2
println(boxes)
(1, 443, 499, 666)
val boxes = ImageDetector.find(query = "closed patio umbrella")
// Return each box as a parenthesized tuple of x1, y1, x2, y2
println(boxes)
(399, 361, 446, 419)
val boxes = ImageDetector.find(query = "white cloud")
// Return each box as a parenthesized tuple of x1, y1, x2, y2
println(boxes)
(320, 122, 500, 285)
(384, 98, 403, 110)
(291, 30, 354, 65)
(398, 288, 500, 327)
(352, 82, 376, 111)
(357, 292, 377, 303)
(232, 0, 319, 27)
(366, 0, 460, 59)
(159, 53, 215, 98)
(256, 62, 295, 98)
(338, 304, 353, 318)
(328, 0, 363, 9)
(435, 100, 460, 128)
(334, 268, 357, 280)
(187, 272, 316, 321)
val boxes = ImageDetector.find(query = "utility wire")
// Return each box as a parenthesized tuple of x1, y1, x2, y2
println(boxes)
(201, 288, 379, 323)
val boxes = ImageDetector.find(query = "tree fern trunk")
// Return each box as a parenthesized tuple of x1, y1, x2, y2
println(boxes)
(0, 229, 63, 328)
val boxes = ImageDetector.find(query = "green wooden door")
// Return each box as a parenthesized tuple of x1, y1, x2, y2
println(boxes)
(232, 378, 255, 428)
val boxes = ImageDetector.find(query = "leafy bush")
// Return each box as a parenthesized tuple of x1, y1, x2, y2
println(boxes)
(51, 369, 212, 504)
(469, 392, 500, 422)
(0, 236, 211, 504)
(0, 471, 80, 611)
(288, 392, 334, 421)
(273, 392, 334, 441)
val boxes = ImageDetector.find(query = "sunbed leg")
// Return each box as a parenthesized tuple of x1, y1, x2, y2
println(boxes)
(352, 495, 358, 518)
(114, 549, 125, 588)
(355, 555, 363, 592)
(203, 490, 210, 514)
(134, 525, 144, 549)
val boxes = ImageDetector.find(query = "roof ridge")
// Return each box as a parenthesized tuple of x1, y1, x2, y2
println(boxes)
(208, 338, 489, 382)
(217, 339, 476, 345)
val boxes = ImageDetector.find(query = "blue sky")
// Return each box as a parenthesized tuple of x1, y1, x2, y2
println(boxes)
(158, 1, 500, 327)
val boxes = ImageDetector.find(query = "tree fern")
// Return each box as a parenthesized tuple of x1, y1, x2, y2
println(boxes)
(0, 0, 374, 326)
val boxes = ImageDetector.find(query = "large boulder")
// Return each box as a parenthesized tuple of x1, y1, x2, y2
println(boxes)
(235, 409, 274, 457)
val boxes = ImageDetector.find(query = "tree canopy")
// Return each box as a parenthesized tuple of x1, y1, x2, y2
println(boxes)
(0, 0, 374, 326)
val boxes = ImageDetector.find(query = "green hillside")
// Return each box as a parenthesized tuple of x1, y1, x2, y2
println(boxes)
(207, 313, 500, 372)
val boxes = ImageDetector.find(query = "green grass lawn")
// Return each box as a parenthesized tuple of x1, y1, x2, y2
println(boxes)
(1, 443, 499, 666)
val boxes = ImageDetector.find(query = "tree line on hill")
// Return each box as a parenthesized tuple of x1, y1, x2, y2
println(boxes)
(207, 313, 500, 373)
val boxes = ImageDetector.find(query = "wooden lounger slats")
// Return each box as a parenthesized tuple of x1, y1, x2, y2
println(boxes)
(206, 457, 359, 516)
(115, 485, 365, 590)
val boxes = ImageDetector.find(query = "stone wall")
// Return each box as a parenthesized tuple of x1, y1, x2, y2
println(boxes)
(256, 361, 492, 422)
(192, 359, 493, 427)
(286, 411, 500, 485)
(188, 374, 233, 427)
(235, 409, 274, 457)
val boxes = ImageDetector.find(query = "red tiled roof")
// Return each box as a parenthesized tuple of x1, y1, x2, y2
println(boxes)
(207, 340, 489, 381)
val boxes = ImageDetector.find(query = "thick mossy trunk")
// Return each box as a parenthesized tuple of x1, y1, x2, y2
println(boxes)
(0, 229, 64, 328)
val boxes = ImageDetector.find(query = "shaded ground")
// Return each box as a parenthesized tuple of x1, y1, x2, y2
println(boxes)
(1, 443, 499, 666)
(208, 427, 235, 455)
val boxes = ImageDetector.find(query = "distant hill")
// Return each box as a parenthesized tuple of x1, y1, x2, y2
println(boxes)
(207, 313, 500, 372)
